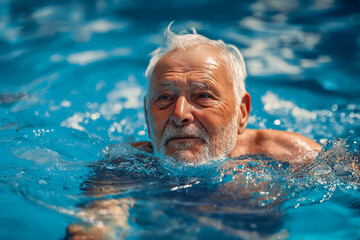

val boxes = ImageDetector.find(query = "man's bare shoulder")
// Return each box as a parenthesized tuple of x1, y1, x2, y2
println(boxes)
(256, 129, 321, 150)
(130, 141, 153, 153)
(237, 129, 321, 163)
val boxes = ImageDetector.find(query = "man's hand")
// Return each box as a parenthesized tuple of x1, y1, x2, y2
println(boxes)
(65, 224, 105, 240)
(65, 198, 134, 240)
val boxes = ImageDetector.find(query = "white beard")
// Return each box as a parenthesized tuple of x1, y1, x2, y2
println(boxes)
(150, 113, 238, 165)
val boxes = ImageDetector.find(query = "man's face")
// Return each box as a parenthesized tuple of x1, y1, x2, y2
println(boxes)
(145, 44, 242, 164)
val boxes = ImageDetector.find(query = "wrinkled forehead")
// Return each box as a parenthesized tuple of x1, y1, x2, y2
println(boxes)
(151, 44, 227, 81)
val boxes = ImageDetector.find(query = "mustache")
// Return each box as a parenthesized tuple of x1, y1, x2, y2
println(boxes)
(161, 124, 210, 145)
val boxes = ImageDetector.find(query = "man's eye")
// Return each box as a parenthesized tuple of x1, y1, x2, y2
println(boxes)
(157, 95, 170, 100)
(198, 93, 212, 98)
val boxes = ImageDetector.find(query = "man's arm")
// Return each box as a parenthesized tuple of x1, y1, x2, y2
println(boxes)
(65, 198, 133, 240)
(65, 154, 136, 240)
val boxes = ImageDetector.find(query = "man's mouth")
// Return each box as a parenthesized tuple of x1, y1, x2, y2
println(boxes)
(165, 136, 203, 145)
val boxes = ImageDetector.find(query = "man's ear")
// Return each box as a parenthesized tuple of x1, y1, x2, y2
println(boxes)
(144, 96, 151, 139)
(237, 92, 251, 135)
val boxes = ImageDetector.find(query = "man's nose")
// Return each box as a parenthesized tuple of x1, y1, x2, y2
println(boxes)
(170, 96, 194, 127)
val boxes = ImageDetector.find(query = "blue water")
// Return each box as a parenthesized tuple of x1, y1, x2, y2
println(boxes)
(1, 0, 360, 239)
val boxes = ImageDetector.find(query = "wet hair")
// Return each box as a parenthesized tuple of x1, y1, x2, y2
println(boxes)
(145, 22, 247, 105)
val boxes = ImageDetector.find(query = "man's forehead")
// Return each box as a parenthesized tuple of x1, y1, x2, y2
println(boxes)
(156, 44, 224, 69)
(147, 44, 236, 96)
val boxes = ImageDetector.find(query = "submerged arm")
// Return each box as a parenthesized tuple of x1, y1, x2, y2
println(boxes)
(65, 155, 135, 240)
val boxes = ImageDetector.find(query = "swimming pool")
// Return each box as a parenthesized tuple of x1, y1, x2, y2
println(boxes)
(1, 0, 359, 239)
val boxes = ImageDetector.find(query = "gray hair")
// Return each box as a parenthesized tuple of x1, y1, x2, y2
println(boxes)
(145, 23, 247, 105)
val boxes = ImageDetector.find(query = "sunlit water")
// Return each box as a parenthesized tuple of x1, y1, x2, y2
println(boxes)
(1, 0, 360, 239)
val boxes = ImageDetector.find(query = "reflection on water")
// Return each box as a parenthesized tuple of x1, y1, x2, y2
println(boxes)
(0, 0, 360, 239)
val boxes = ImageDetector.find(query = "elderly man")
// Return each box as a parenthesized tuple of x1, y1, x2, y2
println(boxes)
(65, 27, 322, 239)
(132, 27, 321, 165)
